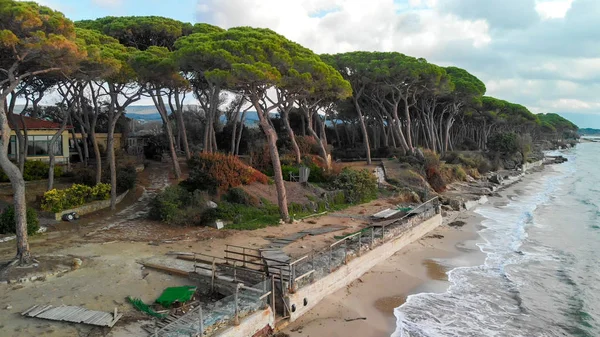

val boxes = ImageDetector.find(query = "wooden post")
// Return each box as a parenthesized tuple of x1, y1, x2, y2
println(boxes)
(242, 247, 246, 268)
(211, 258, 216, 292)
(371, 227, 374, 249)
(329, 246, 333, 272)
(343, 240, 347, 264)
(270, 275, 276, 314)
(198, 306, 203, 335)
(358, 232, 362, 256)
(234, 284, 240, 326)
(233, 261, 237, 282)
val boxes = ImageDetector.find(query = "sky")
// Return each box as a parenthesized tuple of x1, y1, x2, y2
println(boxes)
(30, 0, 600, 128)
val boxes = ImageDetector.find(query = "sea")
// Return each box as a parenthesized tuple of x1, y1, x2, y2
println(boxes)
(393, 142, 600, 337)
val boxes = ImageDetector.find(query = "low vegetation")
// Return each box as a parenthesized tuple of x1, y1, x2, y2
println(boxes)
(41, 183, 111, 213)
(183, 153, 269, 194)
(72, 165, 137, 193)
(0, 161, 63, 183)
(0, 206, 39, 236)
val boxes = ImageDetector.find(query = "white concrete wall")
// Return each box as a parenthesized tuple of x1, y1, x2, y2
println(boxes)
(287, 214, 443, 321)
(214, 306, 274, 337)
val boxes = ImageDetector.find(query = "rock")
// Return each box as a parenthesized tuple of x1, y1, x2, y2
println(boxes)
(488, 174, 503, 185)
(5, 305, 12, 310)
(72, 258, 83, 270)
(449, 199, 462, 211)
(205, 201, 218, 209)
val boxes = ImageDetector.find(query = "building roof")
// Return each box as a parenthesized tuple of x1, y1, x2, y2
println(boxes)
(8, 114, 73, 130)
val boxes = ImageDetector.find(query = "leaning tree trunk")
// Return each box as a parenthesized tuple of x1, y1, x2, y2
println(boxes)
(106, 109, 119, 210)
(251, 98, 290, 223)
(353, 98, 372, 165)
(172, 92, 191, 159)
(305, 109, 331, 170)
(235, 110, 247, 155)
(152, 90, 181, 179)
(47, 113, 69, 190)
(0, 101, 31, 265)
(90, 130, 102, 184)
(281, 108, 301, 164)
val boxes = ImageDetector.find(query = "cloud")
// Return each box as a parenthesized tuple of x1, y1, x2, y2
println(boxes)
(193, 0, 600, 124)
(535, 0, 574, 19)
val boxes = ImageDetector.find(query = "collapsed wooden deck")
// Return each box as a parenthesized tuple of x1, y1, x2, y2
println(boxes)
(22, 304, 122, 327)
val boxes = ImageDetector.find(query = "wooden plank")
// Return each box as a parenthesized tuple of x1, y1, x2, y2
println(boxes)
(141, 262, 192, 277)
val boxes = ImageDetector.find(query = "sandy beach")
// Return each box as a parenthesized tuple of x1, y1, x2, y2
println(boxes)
(282, 210, 487, 337)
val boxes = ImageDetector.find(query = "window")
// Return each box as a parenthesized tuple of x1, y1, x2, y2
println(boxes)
(26, 135, 63, 157)
(8, 135, 16, 159)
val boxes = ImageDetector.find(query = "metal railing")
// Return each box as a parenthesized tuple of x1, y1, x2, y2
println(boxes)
(292, 197, 440, 289)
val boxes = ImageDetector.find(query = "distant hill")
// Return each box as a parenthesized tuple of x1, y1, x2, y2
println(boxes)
(12, 104, 264, 127)
(579, 128, 600, 136)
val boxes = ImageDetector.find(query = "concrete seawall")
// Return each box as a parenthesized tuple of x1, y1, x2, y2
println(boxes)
(215, 306, 275, 337)
(286, 214, 443, 322)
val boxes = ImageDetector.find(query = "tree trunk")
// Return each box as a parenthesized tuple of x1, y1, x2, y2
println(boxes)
(0, 96, 31, 265)
(281, 107, 301, 164)
(151, 89, 181, 179)
(79, 126, 89, 167)
(90, 130, 102, 184)
(403, 97, 414, 153)
(172, 91, 191, 159)
(251, 97, 290, 223)
(235, 110, 247, 155)
(70, 127, 84, 165)
(47, 111, 69, 190)
(304, 108, 331, 170)
(353, 97, 371, 164)
(106, 108, 119, 210)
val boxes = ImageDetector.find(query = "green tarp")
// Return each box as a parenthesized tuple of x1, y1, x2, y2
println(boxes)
(155, 286, 197, 307)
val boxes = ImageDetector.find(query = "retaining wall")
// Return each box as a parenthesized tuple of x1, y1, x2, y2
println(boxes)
(286, 214, 443, 321)
(214, 306, 274, 337)
(54, 190, 128, 220)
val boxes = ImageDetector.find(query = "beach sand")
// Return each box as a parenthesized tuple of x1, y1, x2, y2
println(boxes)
(282, 210, 486, 337)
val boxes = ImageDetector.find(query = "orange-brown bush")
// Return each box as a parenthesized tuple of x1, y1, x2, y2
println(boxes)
(296, 136, 319, 155)
(185, 153, 269, 194)
(422, 149, 447, 192)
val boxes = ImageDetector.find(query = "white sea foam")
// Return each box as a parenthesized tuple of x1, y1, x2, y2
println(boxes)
(392, 148, 600, 337)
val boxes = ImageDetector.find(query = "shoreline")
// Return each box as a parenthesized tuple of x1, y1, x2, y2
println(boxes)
(282, 167, 548, 337)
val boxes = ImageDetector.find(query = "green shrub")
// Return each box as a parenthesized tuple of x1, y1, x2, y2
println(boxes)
(281, 165, 300, 181)
(224, 187, 259, 206)
(210, 201, 281, 230)
(72, 165, 137, 193)
(487, 132, 519, 154)
(444, 152, 492, 175)
(0, 206, 39, 236)
(149, 186, 209, 226)
(0, 161, 64, 182)
(331, 168, 378, 204)
(41, 183, 111, 213)
(72, 167, 96, 186)
(116, 165, 137, 193)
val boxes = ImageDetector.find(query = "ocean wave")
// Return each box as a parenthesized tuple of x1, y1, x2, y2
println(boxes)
(392, 149, 592, 337)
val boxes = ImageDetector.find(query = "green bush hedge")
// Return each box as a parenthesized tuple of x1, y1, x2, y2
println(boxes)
(72, 165, 137, 193)
(331, 168, 378, 204)
(149, 186, 209, 226)
(0, 206, 39, 236)
(41, 183, 111, 213)
(0, 161, 63, 182)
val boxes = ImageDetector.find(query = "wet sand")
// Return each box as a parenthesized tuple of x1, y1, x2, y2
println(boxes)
(282, 210, 486, 337)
